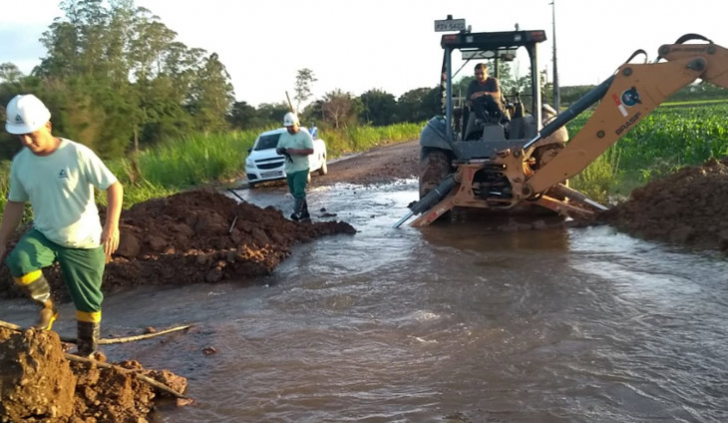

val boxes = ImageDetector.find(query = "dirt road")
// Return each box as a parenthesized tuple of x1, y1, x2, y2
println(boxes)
(322, 140, 419, 185)
(304, 140, 420, 187)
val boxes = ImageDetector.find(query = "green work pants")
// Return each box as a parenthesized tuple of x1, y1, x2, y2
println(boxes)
(6, 228, 105, 313)
(286, 170, 309, 199)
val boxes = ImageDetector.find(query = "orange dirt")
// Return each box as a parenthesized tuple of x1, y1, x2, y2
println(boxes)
(0, 327, 187, 423)
(599, 156, 728, 251)
(0, 189, 353, 421)
(0, 188, 356, 302)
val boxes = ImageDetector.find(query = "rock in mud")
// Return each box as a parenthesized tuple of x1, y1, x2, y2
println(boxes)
(599, 156, 728, 251)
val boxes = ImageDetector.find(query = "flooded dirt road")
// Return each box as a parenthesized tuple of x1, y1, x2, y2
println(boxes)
(4, 176, 727, 422)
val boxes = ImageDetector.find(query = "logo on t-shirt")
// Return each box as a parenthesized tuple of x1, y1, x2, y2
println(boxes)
(59, 169, 68, 179)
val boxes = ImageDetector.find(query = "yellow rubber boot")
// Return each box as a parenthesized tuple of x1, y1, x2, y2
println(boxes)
(76, 311, 102, 357)
(14, 271, 59, 330)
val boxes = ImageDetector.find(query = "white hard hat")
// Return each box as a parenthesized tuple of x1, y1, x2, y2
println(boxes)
(5, 94, 51, 135)
(283, 112, 299, 127)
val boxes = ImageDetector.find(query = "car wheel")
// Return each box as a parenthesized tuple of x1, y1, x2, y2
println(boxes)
(318, 157, 328, 176)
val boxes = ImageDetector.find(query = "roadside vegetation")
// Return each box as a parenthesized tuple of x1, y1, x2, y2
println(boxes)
(569, 103, 728, 203)
(0, 0, 725, 214)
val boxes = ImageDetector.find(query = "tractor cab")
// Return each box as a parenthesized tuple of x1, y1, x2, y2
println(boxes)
(418, 23, 567, 200)
(421, 28, 554, 163)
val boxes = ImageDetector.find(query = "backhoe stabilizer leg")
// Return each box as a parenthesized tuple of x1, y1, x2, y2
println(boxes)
(393, 174, 458, 228)
(411, 196, 456, 227)
(551, 184, 609, 211)
(533, 195, 595, 218)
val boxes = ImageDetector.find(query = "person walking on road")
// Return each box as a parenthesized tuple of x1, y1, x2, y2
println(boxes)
(0, 94, 123, 357)
(276, 112, 314, 221)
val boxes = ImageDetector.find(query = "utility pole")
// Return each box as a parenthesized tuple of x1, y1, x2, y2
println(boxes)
(550, 0, 560, 112)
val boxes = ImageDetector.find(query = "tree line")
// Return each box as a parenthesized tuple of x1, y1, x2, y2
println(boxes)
(0, 0, 234, 161)
(2, 0, 722, 162)
(0, 0, 443, 162)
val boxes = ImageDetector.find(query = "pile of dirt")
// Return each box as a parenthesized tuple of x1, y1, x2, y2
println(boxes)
(0, 327, 186, 422)
(600, 157, 728, 251)
(0, 189, 356, 302)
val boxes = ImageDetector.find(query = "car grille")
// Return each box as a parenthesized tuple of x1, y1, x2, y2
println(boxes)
(256, 161, 284, 170)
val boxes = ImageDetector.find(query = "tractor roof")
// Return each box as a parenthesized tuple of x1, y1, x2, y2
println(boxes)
(440, 30, 547, 50)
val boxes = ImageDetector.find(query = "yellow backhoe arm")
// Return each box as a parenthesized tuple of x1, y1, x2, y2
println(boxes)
(523, 41, 728, 196)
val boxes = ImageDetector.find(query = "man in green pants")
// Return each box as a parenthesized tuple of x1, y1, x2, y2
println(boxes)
(276, 112, 314, 221)
(0, 94, 123, 357)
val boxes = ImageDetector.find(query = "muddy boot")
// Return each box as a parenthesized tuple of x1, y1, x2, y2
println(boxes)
(290, 198, 305, 221)
(15, 272, 59, 330)
(36, 300, 59, 331)
(300, 199, 311, 221)
(76, 320, 100, 357)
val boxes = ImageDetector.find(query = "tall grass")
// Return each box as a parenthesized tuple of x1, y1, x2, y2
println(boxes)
(320, 122, 422, 156)
(0, 123, 420, 212)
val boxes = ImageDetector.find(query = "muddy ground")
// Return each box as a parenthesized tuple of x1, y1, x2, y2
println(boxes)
(308, 140, 420, 187)
(0, 188, 356, 303)
(2, 139, 727, 421)
(600, 156, 728, 252)
(0, 188, 355, 421)
(0, 326, 187, 423)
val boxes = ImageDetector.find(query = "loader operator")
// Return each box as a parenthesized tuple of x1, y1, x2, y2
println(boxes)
(276, 112, 314, 221)
(467, 63, 508, 123)
(0, 94, 123, 358)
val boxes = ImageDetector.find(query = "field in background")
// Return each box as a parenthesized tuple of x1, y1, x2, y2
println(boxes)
(568, 103, 728, 202)
(0, 122, 424, 215)
(0, 102, 725, 215)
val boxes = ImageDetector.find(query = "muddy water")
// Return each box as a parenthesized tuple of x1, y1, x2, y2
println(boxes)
(3, 180, 728, 422)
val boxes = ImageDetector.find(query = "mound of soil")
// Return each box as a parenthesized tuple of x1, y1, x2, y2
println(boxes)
(0, 189, 356, 302)
(0, 327, 186, 422)
(600, 157, 728, 251)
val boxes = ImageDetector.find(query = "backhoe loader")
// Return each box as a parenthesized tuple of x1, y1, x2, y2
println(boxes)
(394, 29, 728, 228)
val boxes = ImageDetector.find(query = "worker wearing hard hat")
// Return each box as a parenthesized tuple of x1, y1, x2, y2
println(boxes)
(0, 94, 123, 357)
(276, 112, 314, 221)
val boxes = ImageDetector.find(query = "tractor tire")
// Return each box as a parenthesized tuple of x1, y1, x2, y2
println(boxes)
(419, 149, 452, 199)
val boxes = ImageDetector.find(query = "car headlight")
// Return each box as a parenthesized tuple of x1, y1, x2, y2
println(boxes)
(245, 158, 254, 167)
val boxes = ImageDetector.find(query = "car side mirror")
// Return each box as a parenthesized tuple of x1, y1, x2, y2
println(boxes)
(247, 147, 252, 153)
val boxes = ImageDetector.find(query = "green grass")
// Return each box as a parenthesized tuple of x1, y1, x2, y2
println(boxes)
(4, 101, 723, 214)
(320, 122, 422, 156)
(567, 103, 728, 200)
(0, 122, 423, 212)
(662, 99, 728, 107)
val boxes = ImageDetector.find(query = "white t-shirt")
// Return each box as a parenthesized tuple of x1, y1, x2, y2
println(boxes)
(276, 129, 314, 174)
(9, 138, 118, 248)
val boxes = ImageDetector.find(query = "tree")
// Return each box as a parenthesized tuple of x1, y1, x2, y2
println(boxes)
(0, 63, 24, 84)
(320, 89, 360, 129)
(0, 0, 239, 160)
(257, 102, 291, 127)
(359, 89, 397, 126)
(397, 87, 440, 123)
(187, 53, 235, 132)
(294, 68, 316, 113)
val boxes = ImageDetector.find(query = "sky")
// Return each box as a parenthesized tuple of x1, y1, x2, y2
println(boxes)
(2, 0, 727, 107)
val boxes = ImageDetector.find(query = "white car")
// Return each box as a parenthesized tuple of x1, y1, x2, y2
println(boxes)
(245, 128, 327, 187)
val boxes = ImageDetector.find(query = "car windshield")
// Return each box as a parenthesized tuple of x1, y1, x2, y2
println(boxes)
(254, 133, 281, 151)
